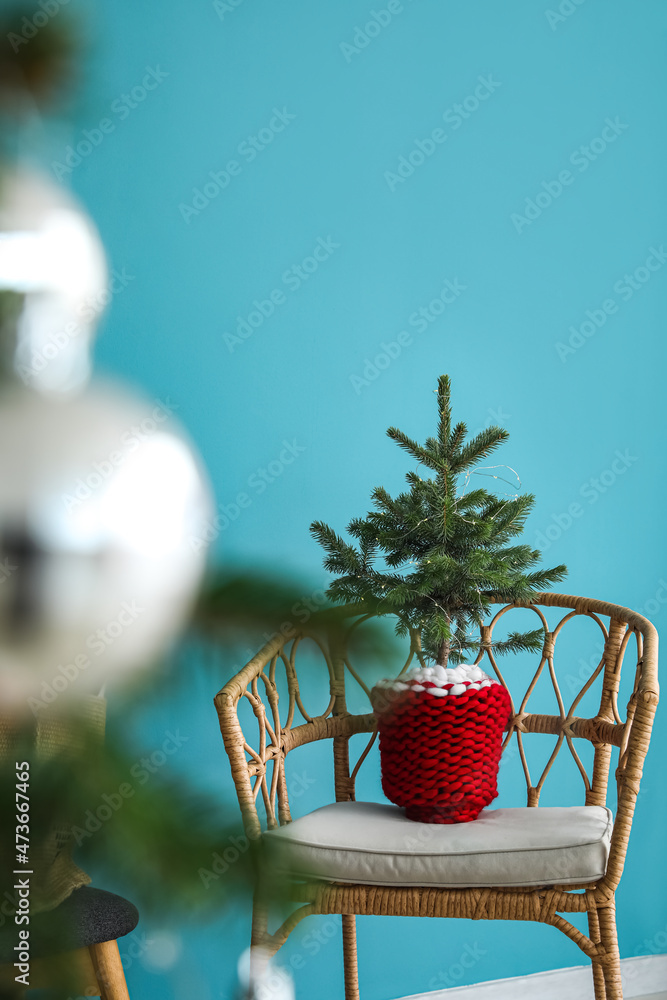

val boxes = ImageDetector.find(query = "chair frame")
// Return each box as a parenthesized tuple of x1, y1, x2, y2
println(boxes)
(214, 593, 659, 1000)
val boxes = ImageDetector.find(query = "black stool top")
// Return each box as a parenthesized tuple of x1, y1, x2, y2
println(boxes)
(0, 887, 139, 963)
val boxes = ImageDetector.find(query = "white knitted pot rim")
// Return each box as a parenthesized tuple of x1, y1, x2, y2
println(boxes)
(373, 663, 502, 698)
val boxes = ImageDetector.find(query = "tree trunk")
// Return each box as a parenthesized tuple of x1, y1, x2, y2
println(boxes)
(435, 611, 452, 667)
(436, 629, 450, 667)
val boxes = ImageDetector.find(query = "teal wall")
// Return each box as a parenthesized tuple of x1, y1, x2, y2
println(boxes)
(47, 0, 667, 996)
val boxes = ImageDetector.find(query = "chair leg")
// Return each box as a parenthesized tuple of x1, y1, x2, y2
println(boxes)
(598, 903, 623, 1000)
(342, 914, 360, 1000)
(591, 957, 607, 1000)
(89, 939, 131, 1000)
(588, 906, 607, 1000)
(251, 889, 270, 950)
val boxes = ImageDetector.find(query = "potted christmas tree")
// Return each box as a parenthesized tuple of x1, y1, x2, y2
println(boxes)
(311, 375, 567, 823)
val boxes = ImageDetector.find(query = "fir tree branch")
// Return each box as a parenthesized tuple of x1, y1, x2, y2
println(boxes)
(437, 374, 452, 447)
(451, 426, 509, 472)
(387, 427, 445, 472)
(449, 421, 467, 455)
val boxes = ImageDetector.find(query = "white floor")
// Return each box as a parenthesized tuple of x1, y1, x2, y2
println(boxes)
(402, 989, 666, 1000)
(398, 954, 667, 1000)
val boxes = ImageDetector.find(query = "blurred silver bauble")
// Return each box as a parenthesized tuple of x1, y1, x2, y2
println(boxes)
(0, 165, 108, 395)
(0, 383, 213, 708)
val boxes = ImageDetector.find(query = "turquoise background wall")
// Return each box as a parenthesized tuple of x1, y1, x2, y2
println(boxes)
(39, 0, 667, 996)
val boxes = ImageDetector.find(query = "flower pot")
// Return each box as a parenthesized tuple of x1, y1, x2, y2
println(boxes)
(371, 664, 512, 823)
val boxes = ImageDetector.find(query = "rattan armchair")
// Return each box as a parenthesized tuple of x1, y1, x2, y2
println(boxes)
(214, 593, 659, 1000)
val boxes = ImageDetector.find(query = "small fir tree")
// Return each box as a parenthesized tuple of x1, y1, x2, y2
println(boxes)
(311, 375, 567, 666)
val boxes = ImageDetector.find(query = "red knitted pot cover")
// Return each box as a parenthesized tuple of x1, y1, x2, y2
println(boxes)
(372, 679, 512, 823)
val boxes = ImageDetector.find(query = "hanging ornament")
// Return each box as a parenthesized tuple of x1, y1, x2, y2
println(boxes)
(0, 165, 108, 395)
(0, 166, 213, 709)
(0, 383, 213, 708)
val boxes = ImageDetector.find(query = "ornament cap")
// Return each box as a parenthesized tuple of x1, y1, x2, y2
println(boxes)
(0, 165, 108, 396)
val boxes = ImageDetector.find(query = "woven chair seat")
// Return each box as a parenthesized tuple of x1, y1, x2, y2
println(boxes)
(265, 800, 613, 888)
(0, 887, 139, 963)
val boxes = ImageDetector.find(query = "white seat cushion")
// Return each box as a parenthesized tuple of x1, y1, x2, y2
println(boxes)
(265, 801, 613, 888)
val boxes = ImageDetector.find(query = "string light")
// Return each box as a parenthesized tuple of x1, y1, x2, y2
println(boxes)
(343, 441, 526, 585)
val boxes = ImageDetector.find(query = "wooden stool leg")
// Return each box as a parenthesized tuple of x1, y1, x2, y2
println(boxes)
(89, 940, 131, 1000)
(598, 903, 623, 1000)
(342, 914, 360, 1000)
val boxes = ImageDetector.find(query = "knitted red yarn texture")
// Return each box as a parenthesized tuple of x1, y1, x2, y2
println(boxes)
(373, 682, 512, 824)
